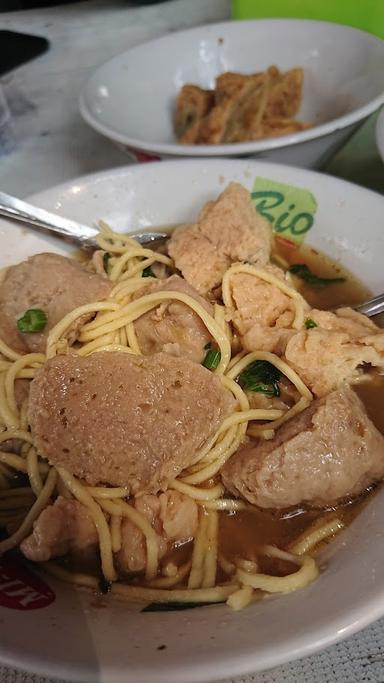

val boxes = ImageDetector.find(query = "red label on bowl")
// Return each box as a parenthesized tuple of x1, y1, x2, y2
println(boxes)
(126, 147, 162, 163)
(0, 554, 55, 610)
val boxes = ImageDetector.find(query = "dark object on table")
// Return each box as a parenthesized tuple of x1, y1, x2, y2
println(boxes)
(0, 30, 49, 76)
(0, 0, 168, 8)
(0, 0, 79, 8)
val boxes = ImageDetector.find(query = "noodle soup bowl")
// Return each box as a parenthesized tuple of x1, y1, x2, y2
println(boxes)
(0, 159, 384, 682)
(79, 19, 384, 168)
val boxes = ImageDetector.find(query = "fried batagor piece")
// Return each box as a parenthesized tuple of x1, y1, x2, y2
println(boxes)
(174, 85, 214, 144)
(285, 308, 384, 397)
(199, 71, 269, 144)
(228, 265, 303, 355)
(218, 67, 308, 143)
(168, 183, 272, 295)
(174, 65, 310, 145)
(264, 66, 304, 119)
(260, 117, 311, 140)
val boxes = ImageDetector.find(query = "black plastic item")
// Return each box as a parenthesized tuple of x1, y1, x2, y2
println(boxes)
(0, 0, 166, 7)
(0, 1, 79, 8)
(0, 30, 49, 76)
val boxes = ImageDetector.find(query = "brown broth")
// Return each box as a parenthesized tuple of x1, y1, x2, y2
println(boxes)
(218, 497, 369, 571)
(273, 238, 371, 310)
(354, 374, 384, 433)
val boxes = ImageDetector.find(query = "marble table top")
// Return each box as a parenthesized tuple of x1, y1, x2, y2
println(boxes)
(0, 1, 384, 682)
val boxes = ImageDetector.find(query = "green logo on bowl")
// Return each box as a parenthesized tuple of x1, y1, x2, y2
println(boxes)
(251, 177, 317, 245)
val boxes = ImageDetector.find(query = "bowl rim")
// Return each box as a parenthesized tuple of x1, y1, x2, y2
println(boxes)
(375, 106, 384, 161)
(1, 587, 384, 683)
(79, 18, 384, 157)
(1, 159, 384, 683)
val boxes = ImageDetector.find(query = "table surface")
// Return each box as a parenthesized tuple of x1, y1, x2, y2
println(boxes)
(0, 1, 384, 682)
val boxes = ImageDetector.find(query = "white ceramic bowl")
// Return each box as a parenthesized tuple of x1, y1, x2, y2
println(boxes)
(79, 19, 384, 168)
(1, 160, 384, 683)
(375, 106, 384, 163)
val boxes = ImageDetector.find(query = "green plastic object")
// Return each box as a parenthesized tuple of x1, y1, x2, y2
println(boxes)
(232, 0, 384, 39)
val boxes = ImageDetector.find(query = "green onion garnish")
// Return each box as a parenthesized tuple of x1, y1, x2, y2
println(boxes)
(142, 266, 156, 278)
(305, 318, 318, 329)
(237, 360, 281, 397)
(103, 252, 111, 273)
(288, 263, 345, 286)
(202, 348, 221, 370)
(17, 309, 48, 333)
(142, 601, 216, 612)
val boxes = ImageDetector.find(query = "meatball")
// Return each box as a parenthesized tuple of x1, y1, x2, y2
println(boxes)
(133, 274, 213, 362)
(221, 387, 384, 509)
(168, 183, 272, 295)
(29, 351, 234, 494)
(0, 253, 112, 353)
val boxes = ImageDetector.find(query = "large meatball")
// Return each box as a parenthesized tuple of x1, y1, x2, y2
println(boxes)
(29, 351, 235, 494)
(0, 253, 112, 353)
(222, 387, 384, 509)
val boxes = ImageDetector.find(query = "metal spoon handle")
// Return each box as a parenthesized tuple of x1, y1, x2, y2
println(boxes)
(354, 293, 384, 318)
(0, 191, 168, 248)
(0, 191, 99, 248)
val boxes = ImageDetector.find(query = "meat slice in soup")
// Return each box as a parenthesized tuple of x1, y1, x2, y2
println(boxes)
(221, 387, 384, 509)
(0, 253, 112, 354)
(29, 351, 235, 493)
(133, 274, 213, 362)
(21, 491, 198, 572)
(168, 183, 272, 295)
(116, 491, 198, 573)
(285, 308, 384, 397)
(20, 497, 98, 562)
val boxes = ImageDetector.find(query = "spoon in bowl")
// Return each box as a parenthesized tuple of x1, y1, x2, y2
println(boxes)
(0, 191, 383, 319)
(353, 294, 384, 318)
(0, 191, 167, 249)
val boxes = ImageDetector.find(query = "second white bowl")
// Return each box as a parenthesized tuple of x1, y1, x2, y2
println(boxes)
(80, 19, 384, 167)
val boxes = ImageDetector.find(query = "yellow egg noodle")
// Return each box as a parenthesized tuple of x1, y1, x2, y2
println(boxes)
(0, 222, 342, 610)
